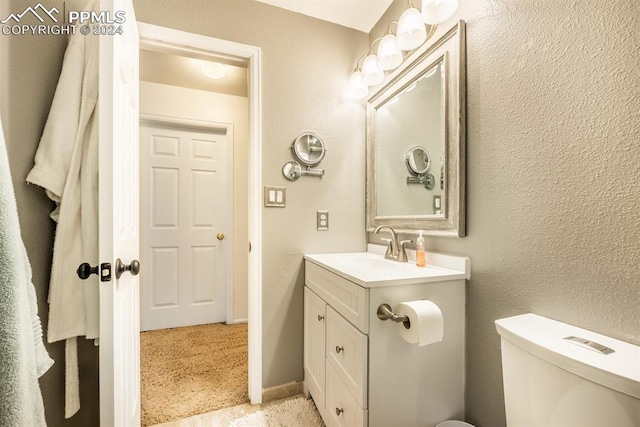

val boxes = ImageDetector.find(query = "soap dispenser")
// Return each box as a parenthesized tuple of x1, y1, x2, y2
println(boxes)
(416, 230, 426, 267)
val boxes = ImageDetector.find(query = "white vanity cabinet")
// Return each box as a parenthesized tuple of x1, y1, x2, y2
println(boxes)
(304, 248, 470, 427)
(304, 261, 369, 427)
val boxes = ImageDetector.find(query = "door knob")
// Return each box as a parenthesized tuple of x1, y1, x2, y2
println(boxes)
(77, 262, 112, 282)
(217, 233, 225, 240)
(115, 258, 140, 279)
(77, 263, 99, 280)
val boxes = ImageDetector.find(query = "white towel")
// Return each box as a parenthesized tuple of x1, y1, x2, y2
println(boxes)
(0, 113, 54, 426)
(25, 0, 99, 418)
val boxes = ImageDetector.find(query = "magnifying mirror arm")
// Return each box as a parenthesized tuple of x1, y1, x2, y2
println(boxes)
(406, 173, 435, 190)
(302, 166, 324, 177)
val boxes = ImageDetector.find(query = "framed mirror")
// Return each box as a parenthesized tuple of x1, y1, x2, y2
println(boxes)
(366, 21, 466, 237)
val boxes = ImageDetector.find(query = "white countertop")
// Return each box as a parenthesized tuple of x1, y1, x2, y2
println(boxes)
(304, 244, 470, 288)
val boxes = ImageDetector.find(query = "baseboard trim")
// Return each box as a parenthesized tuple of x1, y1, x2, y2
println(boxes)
(262, 381, 304, 403)
(226, 318, 248, 325)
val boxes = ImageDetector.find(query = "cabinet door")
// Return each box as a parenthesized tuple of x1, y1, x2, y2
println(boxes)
(326, 306, 368, 408)
(304, 287, 326, 408)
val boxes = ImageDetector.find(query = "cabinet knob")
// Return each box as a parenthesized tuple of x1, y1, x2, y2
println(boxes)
(317, 315, 325, 321)
(336, 345, 344, 354)
(335, 407, 344, 416)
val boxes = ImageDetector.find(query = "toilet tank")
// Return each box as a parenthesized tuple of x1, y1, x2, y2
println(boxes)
(495, 313, 640, 427)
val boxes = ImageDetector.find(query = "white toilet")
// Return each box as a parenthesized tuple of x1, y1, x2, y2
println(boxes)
(496, 313, 640, 427)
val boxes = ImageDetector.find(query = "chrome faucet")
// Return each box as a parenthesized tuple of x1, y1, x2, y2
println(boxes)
(373, 225, 412, 262)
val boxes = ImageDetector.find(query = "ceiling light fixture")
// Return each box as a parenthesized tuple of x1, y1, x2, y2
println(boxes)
(200, 61, 226, 80)
(346, 0, 458, 100)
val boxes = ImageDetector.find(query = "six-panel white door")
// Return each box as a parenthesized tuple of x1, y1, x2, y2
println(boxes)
(139, 123, 229, 331)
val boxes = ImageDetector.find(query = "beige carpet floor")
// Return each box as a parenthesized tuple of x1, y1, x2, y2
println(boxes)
(141, 323, 249, 426)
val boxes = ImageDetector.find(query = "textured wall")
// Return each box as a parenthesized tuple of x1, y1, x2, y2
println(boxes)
(132, 0, 369, 389)
(374, 1, 640, 426)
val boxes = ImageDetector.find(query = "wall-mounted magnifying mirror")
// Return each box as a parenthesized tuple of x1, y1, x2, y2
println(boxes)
(291, 132, 326, 166)
(282, 160, 302, 181)
(282, 132, 326, 181)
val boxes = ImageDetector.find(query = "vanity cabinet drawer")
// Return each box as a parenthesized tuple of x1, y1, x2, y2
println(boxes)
(305, 260, 369, 333)
(326, 362, 367, 427)
(326, 306, 368, 408)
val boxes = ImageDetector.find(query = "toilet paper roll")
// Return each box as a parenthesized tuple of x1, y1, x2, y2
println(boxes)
(396, 300, 444, 347)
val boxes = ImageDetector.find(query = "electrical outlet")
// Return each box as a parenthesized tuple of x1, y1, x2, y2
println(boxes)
(317, 210, 329, 230)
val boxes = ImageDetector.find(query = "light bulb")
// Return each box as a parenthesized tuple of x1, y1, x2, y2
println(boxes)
(347, 70, 368, 100)
(200, 61, 226, 79)
(376, 34, 403, 71)
(422, 0, 459, 25)
(397, 7, 426, 51)
(361, 54, 385, 86)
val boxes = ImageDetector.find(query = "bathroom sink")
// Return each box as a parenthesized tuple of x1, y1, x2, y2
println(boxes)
(304, 244, 470, 288)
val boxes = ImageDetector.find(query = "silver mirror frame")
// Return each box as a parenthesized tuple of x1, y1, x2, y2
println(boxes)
(291, 132, 326, 167)
(366, 21, 466, 237)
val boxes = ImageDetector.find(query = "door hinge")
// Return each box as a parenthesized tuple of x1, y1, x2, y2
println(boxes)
(100, 263, 112, 282)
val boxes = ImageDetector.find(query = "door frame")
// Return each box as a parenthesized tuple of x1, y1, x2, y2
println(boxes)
(139, 114, 234, 328)
(137, 23, 263, 404)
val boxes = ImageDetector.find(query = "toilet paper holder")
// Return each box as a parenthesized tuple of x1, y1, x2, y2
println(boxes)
(377, 303, 411, 327)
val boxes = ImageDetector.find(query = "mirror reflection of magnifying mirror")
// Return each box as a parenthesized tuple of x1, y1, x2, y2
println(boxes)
(406, 146, 431, 175)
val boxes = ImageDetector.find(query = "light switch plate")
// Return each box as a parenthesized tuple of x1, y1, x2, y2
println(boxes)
(317, 210, 329, 230)
(264, 186, 286, 207)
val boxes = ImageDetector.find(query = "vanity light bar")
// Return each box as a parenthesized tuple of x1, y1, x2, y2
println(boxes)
(346, 0, 458, 100)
